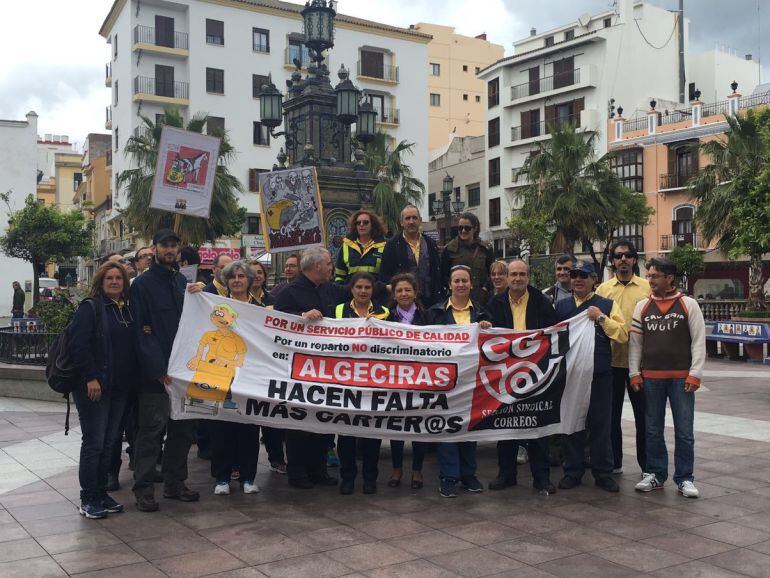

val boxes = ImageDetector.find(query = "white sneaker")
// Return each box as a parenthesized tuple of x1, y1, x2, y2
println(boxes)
(517, 446, 529, 464)
(243, 481, 260, 494)
(635, 472, 663, 492)
(214, 482, 230, 495)
(678, 480, 700, 498)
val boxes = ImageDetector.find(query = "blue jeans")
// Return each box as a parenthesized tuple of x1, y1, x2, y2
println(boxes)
(72, 385, 129, 502)
(437, 442, 477, 482)
(643, 378, 695, 484)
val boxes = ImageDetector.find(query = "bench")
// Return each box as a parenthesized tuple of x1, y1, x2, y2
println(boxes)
(707, 320, 770, 363)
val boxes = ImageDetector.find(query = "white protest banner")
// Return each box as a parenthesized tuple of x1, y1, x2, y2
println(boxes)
(151, 126, 221, 218)
(168, 292, 595, 441)
(258, 167, 324, 253)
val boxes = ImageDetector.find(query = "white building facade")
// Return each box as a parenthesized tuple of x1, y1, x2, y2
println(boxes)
(99, 0, 430, 246)
(0, 111, 39, 312)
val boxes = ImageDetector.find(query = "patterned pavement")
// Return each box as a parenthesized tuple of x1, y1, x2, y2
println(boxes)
(1, 359, 770, 577)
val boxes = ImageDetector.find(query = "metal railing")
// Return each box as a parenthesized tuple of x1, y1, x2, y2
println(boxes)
(357, 61, 399, 82)
(623, 116, 648, 132)
(377, 108, 400, 124)
(660, 233, 708, 250)
(133, 76, 189, 100)
(739, 90, 770, 109)
(511, 115, 579, 142)
(0, 327, 59, 366)
(133, 25, 189, 50)
(659, 172, 696, 189)
(701, 100, 730, 118)
(660, 109, 691, 126)
(105, 62, 112, 82)
(698, 299, 747, 321)
(511, 68, 581, 100)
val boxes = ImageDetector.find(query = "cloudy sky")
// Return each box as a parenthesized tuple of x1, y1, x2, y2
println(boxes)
(0, 0, 766, 148)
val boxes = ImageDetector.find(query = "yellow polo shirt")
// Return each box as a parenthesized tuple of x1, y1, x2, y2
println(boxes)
(508, 290, 529, 330)
(404, 233, 421, 264)
(447, 298, 472, 324)
(595, 275, 651, 367)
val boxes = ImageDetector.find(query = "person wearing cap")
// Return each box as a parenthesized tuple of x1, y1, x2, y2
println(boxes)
(555, 259, 627, 493)
(129, 228, 200, 512)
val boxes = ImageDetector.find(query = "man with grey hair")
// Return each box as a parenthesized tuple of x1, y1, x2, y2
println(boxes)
(274, 246, 347, 488)
(380, 204, 443, 306)
(204, 254, 233, 297)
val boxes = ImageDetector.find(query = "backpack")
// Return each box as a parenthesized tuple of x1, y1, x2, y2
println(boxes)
(46, 299, 102, 434)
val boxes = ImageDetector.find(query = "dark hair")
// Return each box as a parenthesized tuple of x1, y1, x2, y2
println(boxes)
(388, 273, 424, 311)
(285, 253, 300, 264)
(179, 246, 201, 265)
(212, 253, 233, 268)
(90, 262, 130, 302)
(248, 260, 269, 291)
(104, 252, 120, 260)
(609, 238, 638, 259)
(556, 254, 575, 266)
(646, 257, 677, 277)
(346, 210, 386, 241)
(457, 212, 481, 239)
(349, 271, 376, 287)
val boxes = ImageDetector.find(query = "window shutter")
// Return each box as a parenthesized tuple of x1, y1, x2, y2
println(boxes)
(249, 169, 257, 193)
(528, 66, 540, 96)
(573, 97, 585, 121)
(544, 105, 556, 132)
(521, 110, 531, 139)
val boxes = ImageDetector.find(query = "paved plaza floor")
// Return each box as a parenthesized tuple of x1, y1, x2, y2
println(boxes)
(1, 359, 769, 577)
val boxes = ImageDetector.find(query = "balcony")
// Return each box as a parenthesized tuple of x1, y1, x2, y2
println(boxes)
(133, 126, 153, 140)
(511, 114, 580, 142)
(511, 166, 527, 185)
(133, 25, 189, 56)
(106, 150, 112, 167)
(105, 63, 112, 87)
(105, 106, 112, 130)
(510, 67, 595, 104)
(357, 61, 399, 84)
(133, 76, 189, 105)
(660, 233, 708, 251)
(659, 172, 696, 190)
(284, 46, 311, 68)
(376, 108, 400, 126)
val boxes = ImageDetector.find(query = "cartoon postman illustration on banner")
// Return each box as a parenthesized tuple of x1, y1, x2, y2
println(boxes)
(183, 303, 246, 415)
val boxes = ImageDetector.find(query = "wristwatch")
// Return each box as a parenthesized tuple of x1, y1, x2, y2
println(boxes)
(597, 314, 606, 324)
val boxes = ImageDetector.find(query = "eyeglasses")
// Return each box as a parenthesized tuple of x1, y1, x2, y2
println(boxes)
(555, 266, 571, 272)
(458, 225, 474, 232)
(356, 220, 370, 226)
(612, 252, 634, 260)
(569, 271, 590, 279)
(451, 265, 471, 272)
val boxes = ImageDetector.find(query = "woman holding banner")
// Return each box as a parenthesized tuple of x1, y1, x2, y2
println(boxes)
(334, 272, 389, 495)
(386, 273, 430, 490)
(427, 265, 492, 498)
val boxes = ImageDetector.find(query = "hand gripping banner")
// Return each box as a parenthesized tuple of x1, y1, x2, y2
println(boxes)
(168, 292, 595, 441)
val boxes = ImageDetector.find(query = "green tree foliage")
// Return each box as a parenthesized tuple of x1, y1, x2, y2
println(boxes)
(0, 194, 93, 305)
(363, 131, 425, 234)
(117, 107, 246, 246)
(669, 244, 705, 292)
(689, 109, 770, 310)
(505, 213, 550, 257)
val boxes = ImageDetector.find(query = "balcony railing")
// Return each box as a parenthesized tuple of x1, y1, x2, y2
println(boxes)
(511, 115, 579, 142)
(699, 299, 747, 321)
(105, 63, 112, 85)
(659, 172, 696, 189)
(133, 126, 153, 140)
(511, 68, 581, 100)
(623, 116, 648, 132)
(133, 25, 189, 50)
(659, 109, 691, 126)
(660, 233, 708, 250)
(377, 108, 400, 124)
(357, 61, 399, 83)
(105, 106, 112, 128)
(739, 89, 770, 109)
(511, 166, 527, 184)
(285, 46, 311, 67)
(133, 76, 189, 100)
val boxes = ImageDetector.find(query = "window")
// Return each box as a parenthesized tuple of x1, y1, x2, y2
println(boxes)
(245, 215, 261, 234)
(207, 116, 225, 135)
(73, 172, 83, 191)
(565, 29, 575, 41)
(604, 17, 612, 28)
(545, 35, 555, 47)
(206, 67, 224, 94)
(475, 95, 480, 102)
(206, 19, 224, 45)
(488, 77, 499, 107)
(155, 113, 165, 127)
(688, 82, 696, 102)
(521, 108, 541, 139)
(677, 149, 697, 181)
(360, 49, 385, 78)
(253, 74, 269, 98)
(489, 157, 500, 187)
(113, 34, 118, 59)
(253, 121, 270, 145)
(544, 96, 584, 132)
(430, 63, 440, 76)
(463, 94, 468, 101)
(289, 38, 310, 67)
(673, 205, 694, 235)
(369, 94, 385, 119)
(475, 66, 480, 74)
(155, 64, 174, 97)
(488, 117, 500, 148)
(553, 56, 575, 89)
(248, 168, 269, 192)
(489, 197, 501, 227)
(430, 93, 441, 106)
(114, 128, 119, 152)
(428, 192, 436, 218)
(454, 186, 461, 202)
(113, 80, 118, 106)
(611, 148, 643, 192)
(155, 15, 175, 48)
(613, 223, 644, 252)
(462, 64, 468, 72)
(468, 186, 480, 207)
(253, 27, 270, 52)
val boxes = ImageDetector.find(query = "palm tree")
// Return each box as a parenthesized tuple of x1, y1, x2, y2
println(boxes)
(363, 131, 425, 234)
(117, 107, 245, 246)
(689, 110, 770, 310)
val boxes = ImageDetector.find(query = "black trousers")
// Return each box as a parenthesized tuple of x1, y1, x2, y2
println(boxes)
(496, 437, 551, 487)
(390, 440, 427, 471)
(108, 390, 136, 476)
(210, 421, 260, 483)
(262, 427, 286, 465)
(563, 371, 614, 481)
(611, 367, 646, 471)
(339, 436, 382, 482)
(285, 430, 328, 484)
(132, 392, 196, 497)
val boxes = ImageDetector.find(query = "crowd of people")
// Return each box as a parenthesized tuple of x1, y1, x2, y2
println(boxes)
(67, 205, 706, 519)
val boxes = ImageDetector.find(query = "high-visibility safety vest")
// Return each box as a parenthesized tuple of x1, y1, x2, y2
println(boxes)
(334, 237, 386, 283)
(334, 301, 390, 320)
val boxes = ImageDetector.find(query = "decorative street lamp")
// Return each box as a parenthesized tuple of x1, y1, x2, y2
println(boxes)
(334, 65, 359, 125)
(355, 98, 377, 144)
(258, 77, 283, 129)
(301, 0, 336, 66)
(431, 173, 465, 245)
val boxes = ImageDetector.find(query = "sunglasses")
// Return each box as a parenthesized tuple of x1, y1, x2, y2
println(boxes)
(458, 225, 474, 232)
(569, 271, 590, 279)
(356, 220, 370, 226)
(612, 253, 634, 260)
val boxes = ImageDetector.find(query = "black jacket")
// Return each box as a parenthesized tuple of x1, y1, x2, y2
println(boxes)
(426, 298, 491, 325)
(12, 287, 25, 312)
(440, 237, 494, 304)
(274, 273, 349, 317)
(129, 260, 186, 391)
(379, 232, 443, 306)
(386, 306, 430, 326)
(487, 285, 557, 330)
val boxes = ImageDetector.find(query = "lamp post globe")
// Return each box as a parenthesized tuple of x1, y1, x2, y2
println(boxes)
(258, 80, 283, 129)
(356, 99, 377, 144)
(301, 0, 336, 55)
(335, 65, 359, 125)
(442, 172, 454, 196)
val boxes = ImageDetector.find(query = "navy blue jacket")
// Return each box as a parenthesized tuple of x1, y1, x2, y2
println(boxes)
(555, 293, 613, 374)
(129, 260, 186, 391)
(274, 273, 349, 318)
(379, 232, 443, 307)
(487, 286, 557, 331)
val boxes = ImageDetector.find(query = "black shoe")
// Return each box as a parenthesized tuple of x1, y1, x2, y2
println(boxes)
(387, 477, 401, 488)
(149, 469, 163, 483)
(595, 477, 620, 493)
(411, 475, 424, 490)
(461, 476, 484, 493)
(558, 476, 581, 490)
(163, 487, 200, 502)
(135, 495, 159, 512)
(363, 481, 377, 494)
(289, 479, 314, 489)
(488, 475, 517, 491)
(439, 479, 457, 498)
(311, 474, 338, 486)
(340, 480, 355, 495)
(105, 473, 120, 492)
(101, 494, 124, 513)
(534, 481, 557, 495)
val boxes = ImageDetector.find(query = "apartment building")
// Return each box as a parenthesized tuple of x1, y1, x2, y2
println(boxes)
(99, 0, 431, 249)
(412, 23, 503, 151)
(476, 0, 759, 257)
